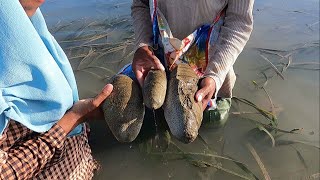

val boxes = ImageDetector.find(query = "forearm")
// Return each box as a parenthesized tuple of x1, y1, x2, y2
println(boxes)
(131, 0, 153, 49)
(205, 0, 254, 92)
(0, 124, 66, 179)
(57, 110, 83, 135)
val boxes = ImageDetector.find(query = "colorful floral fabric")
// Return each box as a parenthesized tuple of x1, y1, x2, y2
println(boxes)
(150, 0, 225, 77)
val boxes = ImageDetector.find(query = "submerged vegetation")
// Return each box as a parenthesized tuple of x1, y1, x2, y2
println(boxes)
(51, 16, 136, 81)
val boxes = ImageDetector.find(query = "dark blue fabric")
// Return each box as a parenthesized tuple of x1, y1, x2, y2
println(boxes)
(195, 24, 211, 52)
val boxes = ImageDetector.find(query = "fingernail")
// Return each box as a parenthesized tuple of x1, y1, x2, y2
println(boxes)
(198, 94, 203, 102)
(102, 84, 113, 91)
(104, 84, 111, 89)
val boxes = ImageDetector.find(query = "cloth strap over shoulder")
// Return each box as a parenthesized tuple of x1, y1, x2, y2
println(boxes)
(0, 0, 82, 136)
(148, 0, 226, 109)
(149, 0, 226, 76)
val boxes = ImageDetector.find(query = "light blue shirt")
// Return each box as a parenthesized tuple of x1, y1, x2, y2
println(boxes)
(0, 0, 82, 136)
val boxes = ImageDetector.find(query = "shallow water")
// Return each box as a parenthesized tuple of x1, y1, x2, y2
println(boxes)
(42, 0, 319, 179)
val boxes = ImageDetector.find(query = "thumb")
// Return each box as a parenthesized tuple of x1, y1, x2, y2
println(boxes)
(92, 84, 113, 107)
(195, 87, 210, 102)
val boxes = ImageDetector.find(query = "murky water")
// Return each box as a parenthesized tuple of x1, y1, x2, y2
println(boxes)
(42, 0, 319, 179)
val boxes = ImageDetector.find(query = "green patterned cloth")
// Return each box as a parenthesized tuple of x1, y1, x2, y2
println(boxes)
(202, 98, 232, 128)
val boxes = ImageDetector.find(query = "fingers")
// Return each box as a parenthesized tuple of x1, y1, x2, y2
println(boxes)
(133, 48, 165, 87)
(196, 88, 212, 110)
(201, 96, 213, 110)
(196, 79, 209, 102)
(195, 77, 216, 111)
(135, 70, 145, 87)
(92, 84, 113, 107)
(195, 86, 210, 102)
(152, 55, 165, 71)
(196, 77, 216, 101)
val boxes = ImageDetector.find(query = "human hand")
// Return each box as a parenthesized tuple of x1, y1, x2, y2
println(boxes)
(132, 46, 165, 87)
(195, 77, 216, 111)
(57, 84, 113, 134)
(19, 0, 45, 17)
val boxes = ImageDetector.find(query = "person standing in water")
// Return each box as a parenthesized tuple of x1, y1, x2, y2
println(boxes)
(0, 0, 113, 179)
(95, 0, 253, 144)
(131, 0, 254, 127)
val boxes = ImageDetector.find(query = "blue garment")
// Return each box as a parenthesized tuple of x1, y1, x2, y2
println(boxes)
(0, 0, 82, 136)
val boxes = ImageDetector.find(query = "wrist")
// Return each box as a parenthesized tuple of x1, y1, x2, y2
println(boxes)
(57, 112, 81, 135)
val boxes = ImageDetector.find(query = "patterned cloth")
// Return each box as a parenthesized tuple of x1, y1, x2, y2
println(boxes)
(0, 121, 97, 180)
(150, 0, 225, 77)
(150, 0, 225, 109)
